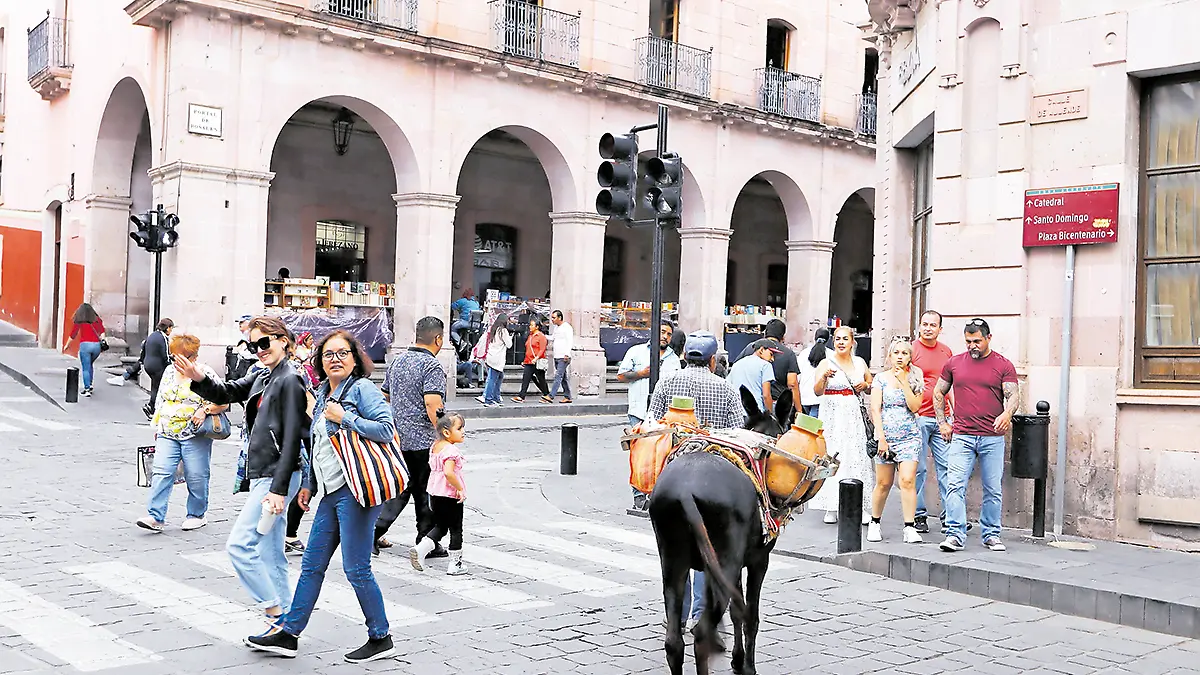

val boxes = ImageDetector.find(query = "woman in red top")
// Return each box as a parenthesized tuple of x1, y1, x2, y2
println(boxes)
(63, 303, 106, 397)
(512, 318, 550, 402)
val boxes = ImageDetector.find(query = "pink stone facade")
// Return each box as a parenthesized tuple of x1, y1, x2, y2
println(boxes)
(869, 0, 1200, 547)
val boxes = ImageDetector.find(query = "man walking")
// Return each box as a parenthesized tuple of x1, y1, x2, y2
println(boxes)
(736, 319, 801, 421)
(911, 310, 954, 534)
(933, 318, 1018, 553)
(619, 321, 680, 511)
(547, 310, 574, 403)
(726, 339, 781, 413)
(376, 316, 448, 559)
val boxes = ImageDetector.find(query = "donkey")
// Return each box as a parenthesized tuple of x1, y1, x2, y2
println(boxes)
(648, 387, 794, 675)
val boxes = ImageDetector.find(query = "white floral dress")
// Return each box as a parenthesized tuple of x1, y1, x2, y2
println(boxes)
(808, 358, 874, 513)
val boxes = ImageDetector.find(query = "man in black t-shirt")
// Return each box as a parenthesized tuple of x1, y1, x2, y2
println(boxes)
(735, 319, 800, 420)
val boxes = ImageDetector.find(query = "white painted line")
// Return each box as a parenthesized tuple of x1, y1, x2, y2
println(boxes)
(467, 545, 634, 597)
(0, 577, 159, 672)
(470, 459, 555, 471)
(0, 421, 20, 432)
(546, 520, 798, 571)
(182, 551, 437, 628)
(64, 561, 264, 645)
(477, 525, 660, 578)
(0, 406, 74, 431)
(370, 555, 551, 611)
(0, 396, 40, 403)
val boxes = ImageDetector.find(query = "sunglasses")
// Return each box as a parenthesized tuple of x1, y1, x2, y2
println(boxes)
(966, 318, 987, 327)
(247, 335, 279, 353)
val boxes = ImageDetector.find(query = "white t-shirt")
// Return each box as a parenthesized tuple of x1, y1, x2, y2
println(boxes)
(550, 322, 574, 359)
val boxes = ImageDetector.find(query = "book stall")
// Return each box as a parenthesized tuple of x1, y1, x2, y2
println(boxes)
(600, 301, 679, 363)
(724, 305, 786, 363)
(262, 276, 396, 362)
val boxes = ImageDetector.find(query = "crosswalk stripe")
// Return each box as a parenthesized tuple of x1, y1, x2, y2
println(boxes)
(467, 545, 634, 597)
(64, 561, 264, 645)
(0, 406, 74, 431)
(0, 396, 41, 403)
(0, 421, 20, 432)
(370, 555, 552, 611)
(182, 552, 437, 628)
(471, 459, 555, 471)
(546, 520, 798, 571)
(477, 525, 660, 578)
(0, 577, 159, 672)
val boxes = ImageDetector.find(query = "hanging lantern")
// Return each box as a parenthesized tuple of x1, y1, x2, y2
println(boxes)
(332, 107, 355, 156)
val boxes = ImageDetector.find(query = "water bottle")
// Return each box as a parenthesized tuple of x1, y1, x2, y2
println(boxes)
(256, 502, 280, 535)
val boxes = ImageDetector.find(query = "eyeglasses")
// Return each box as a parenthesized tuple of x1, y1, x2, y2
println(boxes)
(322, 349, 353, 361)
(247, 336, 278, 353)
(891, 335, 912, 343)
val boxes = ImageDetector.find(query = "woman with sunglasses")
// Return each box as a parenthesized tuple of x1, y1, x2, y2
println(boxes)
(245, 330, 398, 663)
(175, 316, 309, 627)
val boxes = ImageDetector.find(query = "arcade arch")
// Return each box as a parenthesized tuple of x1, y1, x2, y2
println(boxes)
(829, 188, 876, 334)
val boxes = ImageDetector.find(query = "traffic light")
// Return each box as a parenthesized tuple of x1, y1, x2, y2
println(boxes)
(596, 132, 639, 221)
(645, 152, 684, 221)
(129, 214, 153, 250)
(128, 207, 181, 253)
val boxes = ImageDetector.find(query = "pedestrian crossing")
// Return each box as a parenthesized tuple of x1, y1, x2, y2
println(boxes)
(0, 399, 78, 433)
(0, 515, 803, 672)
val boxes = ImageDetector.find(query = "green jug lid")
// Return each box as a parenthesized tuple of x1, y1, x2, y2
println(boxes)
(794, 413, 823, 434)
(670, 396, 695, 410)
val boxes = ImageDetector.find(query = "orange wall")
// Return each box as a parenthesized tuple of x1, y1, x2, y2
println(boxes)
(62, 263, 84, 355)
(0, 224, 40, 334)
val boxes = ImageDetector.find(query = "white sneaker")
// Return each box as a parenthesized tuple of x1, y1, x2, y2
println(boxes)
(107, 375, 125, 386)
(903, 526, 923, 544)
(823, 510, 837, 524)
(983, 536, 1007, 552)
(181, 517, 207, 531)
(474, 396, 486, 404)
(409, 538, 436, 571)
(136, 516, 165, 533)
(446, 549, 467, 576)
(862, 512, 871, 526)
(866, 521, 882, 542)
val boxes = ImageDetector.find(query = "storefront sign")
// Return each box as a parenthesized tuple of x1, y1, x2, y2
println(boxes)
(187, 104, 223, 137)
(891, 15, 936, 110)
(1022, 183, 1119, 247)
(1031, 89, 1088, 125)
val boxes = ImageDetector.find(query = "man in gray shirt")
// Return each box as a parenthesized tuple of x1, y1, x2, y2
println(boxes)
(375, 316, 448, 559)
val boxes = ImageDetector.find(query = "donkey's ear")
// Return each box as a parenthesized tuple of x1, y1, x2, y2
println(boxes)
(774, 389, 794, 428)
(739, 385, 761, 418)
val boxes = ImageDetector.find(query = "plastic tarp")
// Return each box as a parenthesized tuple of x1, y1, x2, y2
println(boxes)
(280, 309, 394, 362)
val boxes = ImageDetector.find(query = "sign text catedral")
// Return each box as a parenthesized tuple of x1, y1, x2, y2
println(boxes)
(1022, 184, 1119, 247)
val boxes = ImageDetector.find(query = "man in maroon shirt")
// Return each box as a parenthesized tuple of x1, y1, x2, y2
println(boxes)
(932, 319, 1019, 553)
(910, 310, 954, 534)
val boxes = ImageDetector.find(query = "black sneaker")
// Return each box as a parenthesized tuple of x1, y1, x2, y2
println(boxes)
(285, 539, 305, 556)
(244, 629, 298, 657)
(345, 635, 395, 663)
(913, 516, 929, 534)
(427, 543, 449, 559)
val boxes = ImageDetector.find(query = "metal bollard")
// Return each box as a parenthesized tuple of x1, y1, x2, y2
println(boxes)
(560, 423, 578, 475)
(1011, 401, 1051, 538)
(837, 479, 864, 554)
(65, 367, 80, 404)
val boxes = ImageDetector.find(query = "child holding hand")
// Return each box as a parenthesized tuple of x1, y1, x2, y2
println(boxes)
(410, 411, 468, 575)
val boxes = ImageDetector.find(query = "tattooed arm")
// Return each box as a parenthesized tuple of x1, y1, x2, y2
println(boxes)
(994, 380, 1019, 433)
(933, 377, 953, 441)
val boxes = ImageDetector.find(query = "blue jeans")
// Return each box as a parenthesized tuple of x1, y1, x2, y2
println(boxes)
(226, 472, 302, 612)
(802, 405, 819, 418)
(483, 366, 503, 404)
(146, 435, 213, 522)
(78, 341, 102, 389)
(943, 434, 1005, 544)
(549, 358, 571, 399)
(283, 486, 389, 639)
(686, 571, 704, 621)
(916, 417, 951, 519)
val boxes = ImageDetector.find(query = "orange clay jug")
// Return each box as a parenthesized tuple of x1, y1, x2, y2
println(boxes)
(662, 396, 699, 426)
(765, 413, 831, 504)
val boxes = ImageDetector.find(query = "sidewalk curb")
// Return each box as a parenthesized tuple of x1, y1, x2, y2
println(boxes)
(457, 402, 625, 419)
(774, 547, 1200, 641)
(0, 358, 63, 411)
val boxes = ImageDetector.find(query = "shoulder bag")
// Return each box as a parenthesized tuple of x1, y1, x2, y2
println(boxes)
(326, 378, 410, 507)
(197, 411, 232, 440)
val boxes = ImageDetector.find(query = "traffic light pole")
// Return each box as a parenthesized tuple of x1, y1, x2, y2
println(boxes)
(153, 249, 163, 329)
(648, 104, 668, 395)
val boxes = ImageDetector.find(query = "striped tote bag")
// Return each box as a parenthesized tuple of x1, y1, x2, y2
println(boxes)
(329, 428, 410, 508)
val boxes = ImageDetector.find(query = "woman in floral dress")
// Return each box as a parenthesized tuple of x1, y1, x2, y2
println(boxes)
(809, 326, 874, 523)
(867, 337, 925, 544)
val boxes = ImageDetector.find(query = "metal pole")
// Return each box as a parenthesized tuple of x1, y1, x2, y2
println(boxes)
(153, 249, 163, 329)
(560, 423, 579, 475)
(647, 104, 669, 394)
(65, 367, 79, 403)
(1032, 478, 1047, 538)
(836, 479, 864, 554)
(1053, 244, 1076, 536)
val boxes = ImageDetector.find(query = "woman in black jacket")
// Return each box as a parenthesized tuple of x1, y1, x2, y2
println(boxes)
(176, 316, 310, 624)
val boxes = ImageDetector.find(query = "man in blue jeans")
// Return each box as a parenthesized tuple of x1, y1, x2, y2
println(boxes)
(910, 310, 955, 534)
(933, 318, 1019, 553)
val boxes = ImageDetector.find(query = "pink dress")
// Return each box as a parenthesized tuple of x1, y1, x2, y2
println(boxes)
(427, 445, 465, 499)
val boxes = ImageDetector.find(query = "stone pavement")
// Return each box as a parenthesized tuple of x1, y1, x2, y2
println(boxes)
(543, 424, 1200, 643)
(2, 389, 1200, 674)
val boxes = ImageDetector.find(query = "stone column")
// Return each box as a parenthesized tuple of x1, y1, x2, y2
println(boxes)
(81, 194, 133, 341)
(393, 193, 461, 383)
(784, 239, 837, 342)
(148, 162, 274, 368)
(677, 227, 732, 341)
(549, 211, 608, 397)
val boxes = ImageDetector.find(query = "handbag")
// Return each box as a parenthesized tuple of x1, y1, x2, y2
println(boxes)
(197, 411, 232, 440)
(137, 444, 187, 488)
(326, 379, 410, 507)
(535, 357, 549, 371)
(99, 339, 110, 352)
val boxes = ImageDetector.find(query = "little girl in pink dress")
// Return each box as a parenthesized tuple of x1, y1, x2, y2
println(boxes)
(409, 411, 467, 575)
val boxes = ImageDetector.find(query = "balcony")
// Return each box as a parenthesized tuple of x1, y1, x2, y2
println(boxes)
(311, 0, 417, 32)
(27, 16, 71, 101)
(857, 91, 877, 137)
(635, 35, 712, 98)
(755, 67, 820, 123)
(488, 0, 580, 68)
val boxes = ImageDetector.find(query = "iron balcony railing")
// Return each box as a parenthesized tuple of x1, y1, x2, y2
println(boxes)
(311, 0, 417, 31)
(489, 0, 580, 68)
(755, 67, 820, 123)
(857, 91, 878, 137)
(27, 16, 71, 82)
(635, 35, 712, 98)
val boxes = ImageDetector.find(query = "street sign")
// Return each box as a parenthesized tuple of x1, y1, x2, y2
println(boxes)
(1022, 183, 1119, 247)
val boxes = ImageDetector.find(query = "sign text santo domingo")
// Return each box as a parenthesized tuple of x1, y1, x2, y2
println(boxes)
(1022, 184, 1119, 248)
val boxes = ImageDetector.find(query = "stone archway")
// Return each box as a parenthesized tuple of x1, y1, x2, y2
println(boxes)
(829, 189, 877, 336)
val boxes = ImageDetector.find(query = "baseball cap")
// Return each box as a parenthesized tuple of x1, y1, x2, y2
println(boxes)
(749, 338, 783, 354)
(684, 331, 719, 361)
(236, 314, 254, 323)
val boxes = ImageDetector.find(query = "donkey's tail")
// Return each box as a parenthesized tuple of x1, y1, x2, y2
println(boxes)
(680, 494, 747, 618)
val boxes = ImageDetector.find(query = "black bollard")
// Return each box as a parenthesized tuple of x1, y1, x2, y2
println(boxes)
(560, 423, 578, 475)
(65, 367, 80, 404)
(1012, 401, 1051, 538)
(837, 479, 864, 554)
